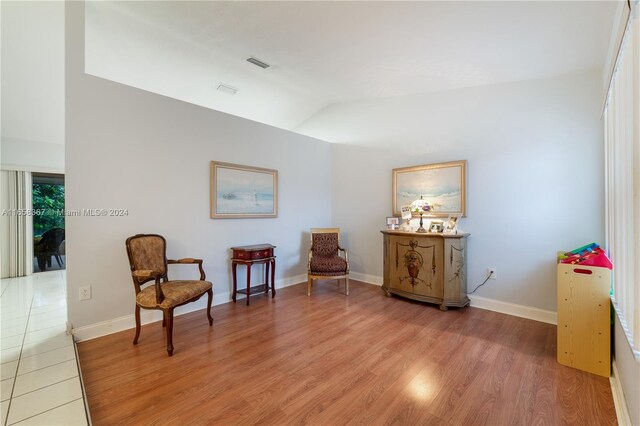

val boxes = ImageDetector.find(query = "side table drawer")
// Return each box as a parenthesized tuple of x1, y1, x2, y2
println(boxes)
(232, 248, 273, 260)
(251, 249, 273, 259)
(233, 250, 249, 260)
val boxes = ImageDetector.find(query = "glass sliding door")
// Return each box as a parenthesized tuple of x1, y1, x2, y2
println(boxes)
(32, 173, 65, 272)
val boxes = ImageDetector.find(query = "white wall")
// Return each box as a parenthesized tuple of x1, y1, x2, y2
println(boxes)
(1, 1, 65, 172)
(65, 2, 331, 330)
(297, 72, 605, 313)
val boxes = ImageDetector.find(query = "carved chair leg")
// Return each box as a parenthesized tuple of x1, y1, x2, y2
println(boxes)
(206, 289, 213, 326)
(162, 316, 166, 328)
(345, 276, 350, 296)
(133, 304, 141, 345)
(165, 309, 174, 356)
(307, 277, 312, 296)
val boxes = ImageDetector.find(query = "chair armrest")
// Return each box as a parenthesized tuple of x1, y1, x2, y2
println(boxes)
(132, 269, 161, 279)
(132, 270, 164, 304)
(338, 246, 349, 270)
(167, 258, 206, 280)
(167, 258, 202, 264)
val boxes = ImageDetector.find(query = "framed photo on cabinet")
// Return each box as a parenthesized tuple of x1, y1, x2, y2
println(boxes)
(443, 214, 461, 234)
(386, 217, 400, 230)
(429, 220, 444, 233)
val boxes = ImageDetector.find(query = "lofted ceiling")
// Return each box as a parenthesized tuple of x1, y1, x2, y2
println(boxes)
(85, 1, 617, 136)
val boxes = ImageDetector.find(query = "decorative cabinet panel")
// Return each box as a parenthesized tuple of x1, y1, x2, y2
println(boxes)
(381, 231, 469, 310)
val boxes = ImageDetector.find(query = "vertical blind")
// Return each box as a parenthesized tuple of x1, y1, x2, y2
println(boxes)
(2, 171, 34, 278)
(605, 4, 640, 357)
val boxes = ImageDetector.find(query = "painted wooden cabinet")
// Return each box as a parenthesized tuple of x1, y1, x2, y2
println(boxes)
(381, 230, 469, 310)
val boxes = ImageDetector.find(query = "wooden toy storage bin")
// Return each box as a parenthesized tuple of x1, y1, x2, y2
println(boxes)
(557, 263, 611, 377)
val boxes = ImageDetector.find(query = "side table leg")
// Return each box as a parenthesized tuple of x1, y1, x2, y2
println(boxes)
(232, 262, 237, 302)
(265, 261, 270, 295)
(271, 259, 276, 298)
(246, 264, 251, 306)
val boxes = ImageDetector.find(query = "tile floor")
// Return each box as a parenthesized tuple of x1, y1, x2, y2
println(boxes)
(0, 271, 88, 425)
(32, 255, 66, 274)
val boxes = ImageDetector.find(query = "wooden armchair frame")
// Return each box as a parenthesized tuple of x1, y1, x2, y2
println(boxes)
(126, 234, 213, 356)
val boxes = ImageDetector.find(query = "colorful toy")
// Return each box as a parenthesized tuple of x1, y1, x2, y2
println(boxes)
(560, 243, 612, 269)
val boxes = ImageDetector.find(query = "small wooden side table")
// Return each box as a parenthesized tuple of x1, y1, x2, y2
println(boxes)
(231, 244, 276, 306)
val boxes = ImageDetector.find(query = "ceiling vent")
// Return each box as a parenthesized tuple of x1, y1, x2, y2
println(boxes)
(246, 57, 270, 69)
(217, 83, 238, 95)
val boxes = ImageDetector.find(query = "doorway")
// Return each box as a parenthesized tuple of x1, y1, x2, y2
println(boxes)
(32, 173, 65, 272)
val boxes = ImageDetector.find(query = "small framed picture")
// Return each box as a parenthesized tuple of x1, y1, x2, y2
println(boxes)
(443, 214, 460, 234)
(400, 205, 412, 221)
(429, 220, 444, 233)
(386, 217, 400, 230)
(399, 205, 413, 231)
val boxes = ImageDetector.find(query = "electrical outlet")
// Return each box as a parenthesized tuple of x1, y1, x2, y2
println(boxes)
(487, 268, 497, 280)
(79, 286, 91, 301)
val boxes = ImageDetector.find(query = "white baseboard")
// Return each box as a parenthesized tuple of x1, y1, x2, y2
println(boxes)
(351, 273, 557, 325)
(610, 359, 633, 426)
(350, 272, 382, 286)
(468, 294, 557, 325)
(72, 274, 307, 342)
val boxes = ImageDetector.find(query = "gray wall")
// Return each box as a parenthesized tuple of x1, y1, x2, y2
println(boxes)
(65, 2, 332, 329)
(319, 72, 605, 313)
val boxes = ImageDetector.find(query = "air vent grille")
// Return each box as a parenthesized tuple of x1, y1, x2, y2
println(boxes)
(217, 84, 238, 95)
(246, 57, 270, 69)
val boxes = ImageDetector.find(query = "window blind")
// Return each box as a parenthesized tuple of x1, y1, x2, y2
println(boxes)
(604, 5, 640, 357)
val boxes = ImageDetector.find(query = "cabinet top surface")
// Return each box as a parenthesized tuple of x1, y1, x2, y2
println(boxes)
(230, 244, 276, 251)
(380, 230, 469, 238)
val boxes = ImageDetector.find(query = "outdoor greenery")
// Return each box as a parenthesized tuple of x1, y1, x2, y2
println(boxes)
(33, 183, 65, 236)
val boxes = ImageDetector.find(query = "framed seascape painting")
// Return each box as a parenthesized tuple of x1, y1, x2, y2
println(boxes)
(210, 161, 278, 218)
(392, 160, 466, 218)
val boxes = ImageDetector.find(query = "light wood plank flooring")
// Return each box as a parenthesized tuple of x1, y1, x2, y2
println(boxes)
(77, 280, 617, 425)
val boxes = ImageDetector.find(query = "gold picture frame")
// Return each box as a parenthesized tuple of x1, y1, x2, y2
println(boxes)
(210, 161, 278, 219)
(392, 160, 466, 218)
(443, 214, 461, 234)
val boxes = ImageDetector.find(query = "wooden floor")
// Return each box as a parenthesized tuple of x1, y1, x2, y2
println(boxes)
(77, 281, 617, 425)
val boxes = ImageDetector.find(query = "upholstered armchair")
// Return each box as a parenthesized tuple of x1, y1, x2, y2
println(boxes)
(307, 228, 349, 296)
(125, 234, 213, 356)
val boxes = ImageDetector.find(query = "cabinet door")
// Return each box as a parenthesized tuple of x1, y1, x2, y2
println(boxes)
(443, 237, 467, 304)
(388, 235, 443, 298)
